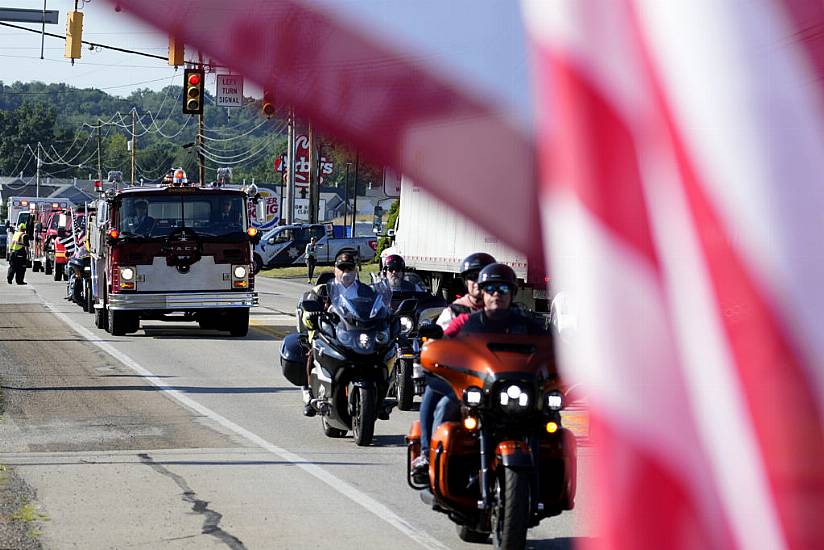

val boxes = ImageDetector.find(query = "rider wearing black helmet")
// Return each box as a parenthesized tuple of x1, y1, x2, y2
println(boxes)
(452, 263, 547, 336)
(382, 254, 416, 292)
(435, 252, 496, 330)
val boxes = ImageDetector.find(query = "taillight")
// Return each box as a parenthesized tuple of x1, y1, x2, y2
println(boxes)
(368, 240, 378, 251)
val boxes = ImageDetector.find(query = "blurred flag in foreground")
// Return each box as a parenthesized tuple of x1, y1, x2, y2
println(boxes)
(107, 0, 824, 548)
(526, 0, 824, 548)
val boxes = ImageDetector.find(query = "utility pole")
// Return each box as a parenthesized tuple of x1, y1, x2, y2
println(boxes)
(130, 110, 136, 184)
(96, 120, 102, 180)
(36, 142, 41, 198)
(307, 122, 317, 224)
(343, 162, 351, 231)
(197, 53, 206, 185)
(351, 152, 359, 237)
(286, 107, 296, 224)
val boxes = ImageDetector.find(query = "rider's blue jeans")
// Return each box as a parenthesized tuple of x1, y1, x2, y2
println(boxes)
(420, 374, 459, 458)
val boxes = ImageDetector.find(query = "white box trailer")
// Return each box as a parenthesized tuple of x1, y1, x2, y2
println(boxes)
(386, 176, 550, 312)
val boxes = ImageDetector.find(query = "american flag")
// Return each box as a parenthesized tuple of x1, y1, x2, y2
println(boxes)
(61, 209, 87, 254)
(107, 1, 824, 547)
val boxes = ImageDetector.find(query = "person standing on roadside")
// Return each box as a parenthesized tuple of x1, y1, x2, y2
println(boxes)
(7, 223, 30, 285)
(305, 236, 318, 283)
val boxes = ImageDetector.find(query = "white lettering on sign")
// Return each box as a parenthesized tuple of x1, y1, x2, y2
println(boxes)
(216, 75, 244, 108)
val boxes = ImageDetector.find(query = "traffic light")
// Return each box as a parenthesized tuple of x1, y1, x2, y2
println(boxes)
(168, 36, 184, 67)
(64, 11, 83, 60)
(182, 68, 205, 115)
(262, 90, 275, 118)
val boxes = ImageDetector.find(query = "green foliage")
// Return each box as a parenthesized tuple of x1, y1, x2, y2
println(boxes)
(374, 199, 400, 260)
(0, 80, 387, 188)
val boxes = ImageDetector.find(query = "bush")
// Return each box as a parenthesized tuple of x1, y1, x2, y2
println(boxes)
(373, 199, 399, 262)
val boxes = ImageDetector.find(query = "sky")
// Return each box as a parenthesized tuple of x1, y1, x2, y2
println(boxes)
(0, 0, 262, 98)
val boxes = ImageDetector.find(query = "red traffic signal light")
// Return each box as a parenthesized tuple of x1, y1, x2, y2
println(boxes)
(262, 90, 275, 118)
(182, 68, 205, 115)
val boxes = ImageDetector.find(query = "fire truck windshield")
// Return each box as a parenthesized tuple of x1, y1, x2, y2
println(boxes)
(117, 194, 246, 239)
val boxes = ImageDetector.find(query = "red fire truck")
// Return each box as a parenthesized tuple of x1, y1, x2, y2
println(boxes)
(31, 201, 72, 279)
(88, 169, 260, 336)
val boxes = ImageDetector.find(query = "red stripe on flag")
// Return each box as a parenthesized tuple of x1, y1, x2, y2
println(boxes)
(587, 415, 730, 550)
(536, 46, 736, 549)
(541, 52, 659, 268)
(629, 6, 824, 548)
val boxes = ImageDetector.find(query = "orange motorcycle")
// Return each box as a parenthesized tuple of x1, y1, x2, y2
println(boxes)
(406, 324, 576, 549)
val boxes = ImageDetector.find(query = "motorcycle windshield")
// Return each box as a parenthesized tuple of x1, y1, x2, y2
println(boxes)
(328, 279, 391, 327)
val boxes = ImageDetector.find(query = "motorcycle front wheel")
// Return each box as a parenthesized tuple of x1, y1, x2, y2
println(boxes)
(492, 467, 530, 550)
(351, 386, 376, 446)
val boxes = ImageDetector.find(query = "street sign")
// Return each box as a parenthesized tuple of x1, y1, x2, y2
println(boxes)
(0, 8, 58, 24)
(294, 198, 326, 221)
(215, 75, 243, 108)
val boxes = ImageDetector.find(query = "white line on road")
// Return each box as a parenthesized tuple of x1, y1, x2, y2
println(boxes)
(37, 295, 451, 550)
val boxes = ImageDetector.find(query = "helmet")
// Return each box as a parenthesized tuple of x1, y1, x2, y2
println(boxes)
(383, 254, 405, 273)
(18, 222, 26, 231)
(478, 263, 518, 295)
(460, 252, 496, 278)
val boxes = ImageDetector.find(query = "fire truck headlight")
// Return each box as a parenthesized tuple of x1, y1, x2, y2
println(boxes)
(233, 265, 248, 279)
(120, 267, 136, 281)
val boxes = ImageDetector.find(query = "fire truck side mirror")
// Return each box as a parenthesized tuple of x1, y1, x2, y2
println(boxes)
(255, 201, 266, 221)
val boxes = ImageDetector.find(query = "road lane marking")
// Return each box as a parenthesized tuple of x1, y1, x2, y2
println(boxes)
(36, 296, 451, 550)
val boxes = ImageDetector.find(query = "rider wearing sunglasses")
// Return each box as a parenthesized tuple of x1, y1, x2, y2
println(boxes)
(444, 263, 547, 337)
(435, 252, 496, 330)
(382, 254, 417, 292)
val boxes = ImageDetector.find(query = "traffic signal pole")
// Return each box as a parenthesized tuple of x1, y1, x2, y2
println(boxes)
(198, 109, 205, 185)
(96, 120, 102, 181)
(131, 110, 136, 184)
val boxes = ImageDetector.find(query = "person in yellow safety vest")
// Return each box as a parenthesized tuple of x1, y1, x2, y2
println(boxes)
(7, 222, 31, 285)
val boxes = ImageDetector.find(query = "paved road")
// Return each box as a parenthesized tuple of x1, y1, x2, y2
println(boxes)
(0, 265, 598, 550)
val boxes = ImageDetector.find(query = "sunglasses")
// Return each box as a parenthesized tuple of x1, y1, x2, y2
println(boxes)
(481, 283, 513, 295)
(386, 267, 403, 273)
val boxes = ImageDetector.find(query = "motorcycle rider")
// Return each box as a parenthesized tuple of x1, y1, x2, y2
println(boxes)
(300, 252, 371, 417)
(412, 262, 547, 481)
(381, 254, 417, 292)
(6, 223, 30, 285)
(435, 252, 496, 329)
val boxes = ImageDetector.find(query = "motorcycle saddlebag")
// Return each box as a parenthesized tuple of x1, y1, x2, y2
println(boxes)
(280, 332, 308, 387)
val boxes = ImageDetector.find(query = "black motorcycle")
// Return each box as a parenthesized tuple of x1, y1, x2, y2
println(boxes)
(66, 249, 94, 313)
(382, 272, 447, 410)
(281, 279, 416, 446)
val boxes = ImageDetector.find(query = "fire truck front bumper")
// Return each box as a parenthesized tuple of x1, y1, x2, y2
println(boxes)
(107, 291, 258, 311)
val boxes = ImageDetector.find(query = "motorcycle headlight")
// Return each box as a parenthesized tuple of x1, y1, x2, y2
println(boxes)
(400, 316, 414, 334)
(375, 328, 390, 344)
(499, 384, 530, 408)
(546, 391, 564, 411)
(357, 333, 373, 350)
(338, 330, 354, 347)
(233, 265, 248, 279)
(463, 386, 484, 407)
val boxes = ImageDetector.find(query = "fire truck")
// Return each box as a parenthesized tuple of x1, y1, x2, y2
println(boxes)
(4, 198, 71, 262)
(30, 202, 73, 278)
(88, 169, 260, 336)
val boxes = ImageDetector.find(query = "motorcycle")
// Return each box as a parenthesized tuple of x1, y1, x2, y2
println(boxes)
(381, 272, 447, 410)
(281, 278, 416, 446)
(406, 323, 576, 549)
(66, 247, 94, 313)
